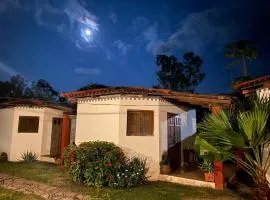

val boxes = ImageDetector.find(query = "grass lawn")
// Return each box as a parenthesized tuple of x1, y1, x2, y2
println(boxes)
(0, 161, 247, 200)
(0, 188, 43, 200)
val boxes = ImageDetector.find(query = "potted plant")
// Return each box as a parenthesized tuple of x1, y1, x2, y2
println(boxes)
(199, 159, 214, 182)
(160, 151, 171, 174)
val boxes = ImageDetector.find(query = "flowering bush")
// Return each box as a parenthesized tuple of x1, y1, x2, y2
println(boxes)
(63, 143, 78, 168)
(64, 141, 148, 188)
(109, 158, 148, 188)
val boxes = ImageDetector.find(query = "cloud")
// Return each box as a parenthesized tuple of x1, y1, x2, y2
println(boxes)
(74, 67, 101, 75)
(0, 61, 19, 77)
(108, 11, 117, 23)
(141, 8, 233, 55)
(130, 16, 148, 30)
(143, 23, 164, 55)
(159, 8, 232, 54)
(1, 0, 99, 51)
(113, 40, 132, 56)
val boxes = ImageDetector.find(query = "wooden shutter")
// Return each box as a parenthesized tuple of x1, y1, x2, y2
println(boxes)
(127, 110, 153, 136)
(18, 116, 39, 133)
(140, 111, 153, 136)
(127, 111, 140, 136)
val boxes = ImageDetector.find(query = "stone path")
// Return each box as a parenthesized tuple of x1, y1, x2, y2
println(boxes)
(0, 173, 88, 200)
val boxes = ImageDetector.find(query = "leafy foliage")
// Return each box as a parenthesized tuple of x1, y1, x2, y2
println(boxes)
(198, 158, 214, 173)
(21, 151, 38, 162)
(0, 76, 60, 101)
(110, 158, 148, 188)
(155, 52, 205, 92)
(224, 40, 258, 76)
(31, 79, 59, 101)
(0, 75, 27, 98)
(64, 141, 148, 188)
(63, 143, 78, 168)
(196, 97, 270, 199)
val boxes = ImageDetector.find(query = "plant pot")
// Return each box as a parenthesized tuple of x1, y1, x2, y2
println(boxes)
(160, 164, 171, 174)
(204, 172, 214, 182)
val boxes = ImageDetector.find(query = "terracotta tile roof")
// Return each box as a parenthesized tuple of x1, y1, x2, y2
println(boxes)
(61, 87, 172, 98)
(61, 86, 234, 107)
(0, 98, 72, 112)
(233, 75, 270, 90)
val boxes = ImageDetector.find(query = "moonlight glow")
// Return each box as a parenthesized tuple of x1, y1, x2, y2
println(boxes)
(81, 27, 95, 43)
(84, 28, 92, 36)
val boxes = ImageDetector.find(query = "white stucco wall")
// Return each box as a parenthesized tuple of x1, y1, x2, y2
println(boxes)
(75, 97, 120, 144)
(9, 107, 45, 161)
(0, 106, 64, 161)
(257, 88, 270, 99)
(0, 108, 14, 157)
(75, 95, 197, 179)
(118, 96, 162, 179)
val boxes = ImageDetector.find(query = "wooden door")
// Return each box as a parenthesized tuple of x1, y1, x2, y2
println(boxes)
(167, 113, 181, 171)
(50, 118, 63, 158)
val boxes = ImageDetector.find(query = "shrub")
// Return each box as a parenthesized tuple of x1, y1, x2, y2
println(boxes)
(64, 141, 148, 188)
(109, 158, 148, 188)
(21, 150, 38, 162)
(63, 143, 78, 168)
(0, 152, 8, 162)
(66, 141, 126, 186)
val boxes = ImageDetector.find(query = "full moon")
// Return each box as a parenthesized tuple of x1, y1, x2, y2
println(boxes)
(84, 29, 92, 36)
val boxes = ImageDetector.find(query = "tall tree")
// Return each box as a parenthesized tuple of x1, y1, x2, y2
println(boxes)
(155, 52, 205, 92)
(224, 40, 258, 76)
(31, 79, 59, 101)
(0, 75, 26, 97)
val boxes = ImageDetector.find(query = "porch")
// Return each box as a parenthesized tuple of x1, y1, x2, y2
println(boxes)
(159, 161, 238, 189)
(40, 115, 76, 162)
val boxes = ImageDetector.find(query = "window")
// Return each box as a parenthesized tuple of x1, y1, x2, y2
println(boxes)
(18, 116, 39, 133)
(127, 110, 154, 136)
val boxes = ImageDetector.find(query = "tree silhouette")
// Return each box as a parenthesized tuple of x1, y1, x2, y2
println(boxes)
(155, 52, 205, 92)
(224, 40, 257, 76)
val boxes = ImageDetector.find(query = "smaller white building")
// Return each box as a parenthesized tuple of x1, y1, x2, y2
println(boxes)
(0, 99, 71, 161)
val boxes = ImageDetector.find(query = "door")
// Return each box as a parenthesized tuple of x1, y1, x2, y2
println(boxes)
(167, 113, 181, 171)
(50, 118, 63, 158)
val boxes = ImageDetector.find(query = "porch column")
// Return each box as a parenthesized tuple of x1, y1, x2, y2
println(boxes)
(210, 104, 225, 190)
(61, 114, 70, 157)
(214, 161, 224, 190)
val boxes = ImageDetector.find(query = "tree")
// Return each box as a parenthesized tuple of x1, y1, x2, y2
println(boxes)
(31, 79, 59, 101)
(155, 52, 205, 92)
(0, 75, 27, 98)
(78, 83, 108, 91)
(196, 98, 270, 199)
(224, 40, 258, 76)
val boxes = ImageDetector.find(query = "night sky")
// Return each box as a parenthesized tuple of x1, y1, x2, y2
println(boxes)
(0, 0, 270, 94)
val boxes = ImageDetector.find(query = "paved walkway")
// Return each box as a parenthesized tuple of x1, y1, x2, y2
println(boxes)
(0, 173, 88, 200)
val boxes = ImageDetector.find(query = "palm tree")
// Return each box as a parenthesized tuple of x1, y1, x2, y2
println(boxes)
(224, 40, 258, 76)
(196, 97, 270, 199)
